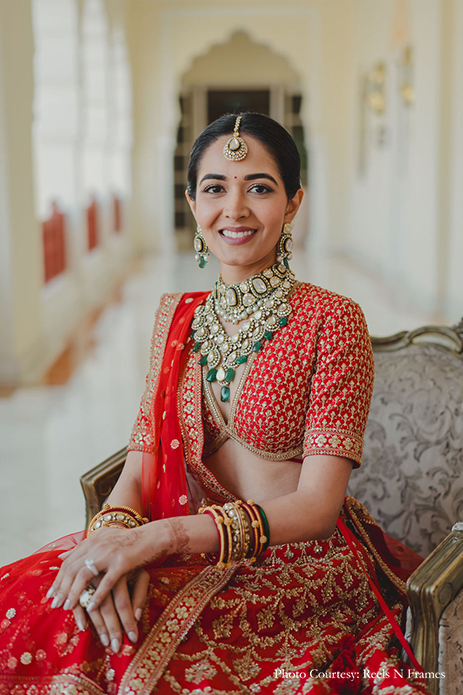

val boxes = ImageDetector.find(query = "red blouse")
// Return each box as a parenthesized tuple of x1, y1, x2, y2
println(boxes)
(128, 282, 375, 468)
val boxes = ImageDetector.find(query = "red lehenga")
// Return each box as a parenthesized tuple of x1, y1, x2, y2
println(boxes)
(0, 283, 432, 695)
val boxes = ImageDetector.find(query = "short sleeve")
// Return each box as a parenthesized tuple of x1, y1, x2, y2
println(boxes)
(127, 293, 181, 453)
(302, 297, 375, 467)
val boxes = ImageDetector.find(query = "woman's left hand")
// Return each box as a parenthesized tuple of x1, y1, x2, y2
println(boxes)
(47, 522, 168, 613)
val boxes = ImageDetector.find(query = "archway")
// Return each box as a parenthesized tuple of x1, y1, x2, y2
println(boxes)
(173, 31, 309, 251)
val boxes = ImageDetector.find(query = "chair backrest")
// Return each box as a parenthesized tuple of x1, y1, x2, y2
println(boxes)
(347, 320, 463, 558)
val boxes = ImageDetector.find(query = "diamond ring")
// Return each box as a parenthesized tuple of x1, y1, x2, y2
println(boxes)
(79, 584, 96, 609)
(84, 557, 99, 577)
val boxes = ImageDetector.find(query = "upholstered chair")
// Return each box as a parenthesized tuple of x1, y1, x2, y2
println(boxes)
(81, 318, 463, 695)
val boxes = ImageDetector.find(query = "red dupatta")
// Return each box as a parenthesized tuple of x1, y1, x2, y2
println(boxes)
(142, 292, 209, 522)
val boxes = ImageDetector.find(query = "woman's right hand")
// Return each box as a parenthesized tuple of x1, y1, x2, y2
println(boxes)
(72, 567, 150, 652)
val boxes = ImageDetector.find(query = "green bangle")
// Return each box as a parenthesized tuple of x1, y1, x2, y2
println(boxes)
(255, 504, 270, 552)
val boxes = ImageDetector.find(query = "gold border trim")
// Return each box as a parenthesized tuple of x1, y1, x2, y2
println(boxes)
(118, 564, 239, 694)
(127, 292, 183, 452)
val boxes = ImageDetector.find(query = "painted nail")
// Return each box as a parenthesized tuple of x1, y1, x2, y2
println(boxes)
(51, 595, 60, 609)
(100, 633, 109, 647)
(46, 586, 55, 599)
(76, 617, 86, 631)
(128, 631, 137, 644)
(111, 637, 120, 653)
(63, 599, 71, 611)
(135, 608, 142, 622)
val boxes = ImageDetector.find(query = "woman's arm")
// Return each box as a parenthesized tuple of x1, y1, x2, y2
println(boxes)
(105, 450, 144, 513)
(144, 453, 351, 560)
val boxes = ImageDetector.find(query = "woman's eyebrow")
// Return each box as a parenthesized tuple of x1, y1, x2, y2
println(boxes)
(244, 173, 279, 185)
(199, 173, 279, 186)
(199, 173, 226, 185)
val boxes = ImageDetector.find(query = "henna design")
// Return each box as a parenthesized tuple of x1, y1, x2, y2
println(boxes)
(166, 518, 191, 554)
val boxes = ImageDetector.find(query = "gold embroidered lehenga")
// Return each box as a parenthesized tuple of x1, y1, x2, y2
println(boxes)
(0, 283, 431, 694)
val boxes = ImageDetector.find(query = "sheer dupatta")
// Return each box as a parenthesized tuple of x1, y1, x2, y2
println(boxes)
(142, 292, 209, 523)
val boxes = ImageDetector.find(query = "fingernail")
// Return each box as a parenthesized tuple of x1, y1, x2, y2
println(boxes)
(63, 599, 71, 611)
(47, 586, 55, 599)
(76, 618, 86, 631)
(100, 633, 109, 647)
(128, 631, 137, 644)
(51, 596, 60, 609)
(135, 608, 142, 621)
(111, 637, 120, 653)
(87, 601, 96, 613)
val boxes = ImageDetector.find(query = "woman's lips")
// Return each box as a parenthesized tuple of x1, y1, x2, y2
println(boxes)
(219, 228, 258, 245)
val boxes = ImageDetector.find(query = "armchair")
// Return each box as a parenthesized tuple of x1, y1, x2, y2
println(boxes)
(80, 318, 463, 695)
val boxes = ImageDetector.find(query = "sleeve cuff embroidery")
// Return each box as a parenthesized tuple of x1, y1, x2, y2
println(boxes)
(303, 429, 363, 467)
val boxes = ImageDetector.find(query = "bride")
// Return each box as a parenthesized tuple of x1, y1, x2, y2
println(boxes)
(0, 112, 430, 694)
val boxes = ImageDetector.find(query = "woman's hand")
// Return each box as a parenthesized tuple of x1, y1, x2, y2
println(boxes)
(72, 568, 149, 651)
(47, 522, 170, 615)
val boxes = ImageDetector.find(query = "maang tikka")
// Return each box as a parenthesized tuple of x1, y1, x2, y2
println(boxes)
(277, 223, 294, 269)
(223, 115, 248, 161)
(194, 225, 210, 269)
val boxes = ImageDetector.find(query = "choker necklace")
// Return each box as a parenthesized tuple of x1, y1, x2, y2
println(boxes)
(190, 263, 296, 402)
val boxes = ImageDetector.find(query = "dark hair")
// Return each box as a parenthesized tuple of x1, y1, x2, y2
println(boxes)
(187, 112, 301, 201)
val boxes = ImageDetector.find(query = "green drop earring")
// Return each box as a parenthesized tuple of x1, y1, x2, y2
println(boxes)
(194, 225, 210, 269)
(277, 223, 294, 269)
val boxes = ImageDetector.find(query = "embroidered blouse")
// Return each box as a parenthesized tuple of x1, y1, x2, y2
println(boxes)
(128, 282, 375, 470)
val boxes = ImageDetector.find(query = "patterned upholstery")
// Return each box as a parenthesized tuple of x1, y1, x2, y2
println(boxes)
(348, 342, 463, 558)
(439, 588, 463, 694)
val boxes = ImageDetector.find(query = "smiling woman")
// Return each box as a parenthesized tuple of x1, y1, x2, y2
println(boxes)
(0, 113, 432, 694)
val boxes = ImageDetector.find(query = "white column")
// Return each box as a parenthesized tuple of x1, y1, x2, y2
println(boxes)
(0, 0, 44, 385)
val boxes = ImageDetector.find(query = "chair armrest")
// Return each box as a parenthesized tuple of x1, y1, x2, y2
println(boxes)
(80, 447, 127, 526)
(406, 522, 463, 694)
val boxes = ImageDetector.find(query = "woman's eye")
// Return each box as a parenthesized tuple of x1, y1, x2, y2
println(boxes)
(249, 184, 272, 194)
(203, 184, 224, 194)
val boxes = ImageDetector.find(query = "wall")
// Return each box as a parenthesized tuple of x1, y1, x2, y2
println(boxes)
(0, 0, 43, 384)
(446, 0, 463, 322)
(346, 0, 462, 322)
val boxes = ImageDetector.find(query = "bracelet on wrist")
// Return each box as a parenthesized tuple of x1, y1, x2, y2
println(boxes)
(198, 499, 270, 567)
(88, 503, 149, 535)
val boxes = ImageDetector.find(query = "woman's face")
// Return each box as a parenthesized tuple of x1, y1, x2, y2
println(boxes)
(186, 134, 303, 282)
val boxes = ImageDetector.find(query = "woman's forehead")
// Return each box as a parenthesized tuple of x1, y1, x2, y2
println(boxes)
(197, 134, 281, 178)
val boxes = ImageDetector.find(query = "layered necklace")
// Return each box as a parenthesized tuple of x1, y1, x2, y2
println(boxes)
(191, 263, 296, 402)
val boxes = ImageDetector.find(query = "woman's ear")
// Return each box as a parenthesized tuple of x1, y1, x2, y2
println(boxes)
(284, 188, 304, 224)
(185, 190, 196, 218)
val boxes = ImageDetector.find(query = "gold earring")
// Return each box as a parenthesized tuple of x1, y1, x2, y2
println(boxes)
(194, 225, 209, 269)
(277, 223, 293, 269)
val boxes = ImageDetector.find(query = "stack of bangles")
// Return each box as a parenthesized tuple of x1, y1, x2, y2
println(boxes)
(198, 499, 270, 568)
(87, 503, 149, 535)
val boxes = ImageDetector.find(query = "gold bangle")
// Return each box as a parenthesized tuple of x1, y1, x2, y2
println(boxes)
(199, 505, 229, 568)
(88, 504, 148, 535)
(233, 502, 252, 559)
(223, 502, 248, 561)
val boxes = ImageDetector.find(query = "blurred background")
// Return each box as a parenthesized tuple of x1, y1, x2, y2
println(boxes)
(1, 0, 462, 564)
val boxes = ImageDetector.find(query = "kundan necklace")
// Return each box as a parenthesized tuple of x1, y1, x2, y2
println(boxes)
(191, 263, 296, 402)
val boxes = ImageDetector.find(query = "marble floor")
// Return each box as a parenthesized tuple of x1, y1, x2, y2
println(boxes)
(0, 250, 447, 567)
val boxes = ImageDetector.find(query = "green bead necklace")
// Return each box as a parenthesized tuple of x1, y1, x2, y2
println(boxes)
(191, 263, 295, 402)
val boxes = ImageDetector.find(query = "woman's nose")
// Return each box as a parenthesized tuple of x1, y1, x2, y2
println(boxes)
(224, 190, 249, 219)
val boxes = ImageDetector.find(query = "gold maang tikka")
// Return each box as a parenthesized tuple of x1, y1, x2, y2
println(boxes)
(223, 115, 248, 161)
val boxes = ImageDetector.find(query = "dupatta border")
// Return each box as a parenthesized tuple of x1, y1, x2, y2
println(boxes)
(118, 564, 239, 695)
(178, 350, 239, 504)
(128, 292, 183, 453)
(0, 671, 105, 695)
(343, 497, 407, 596)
